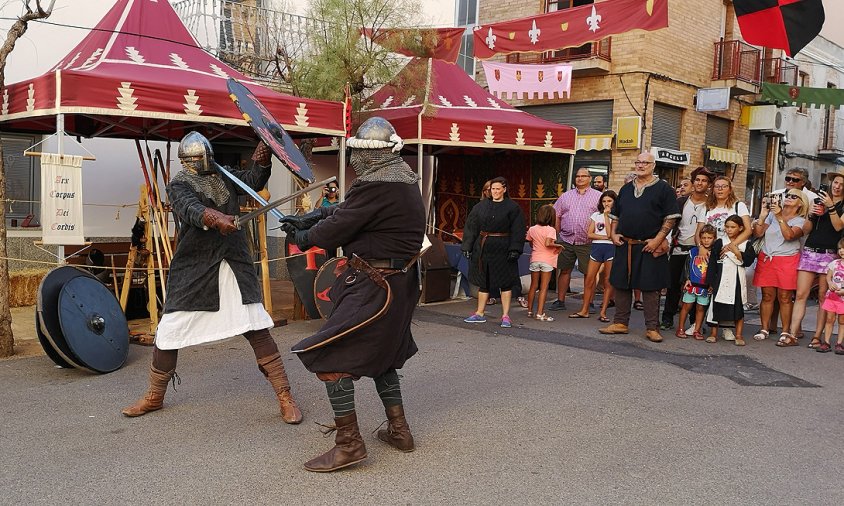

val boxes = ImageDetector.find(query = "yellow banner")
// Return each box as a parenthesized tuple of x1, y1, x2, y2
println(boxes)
(616, 116, 641, 150)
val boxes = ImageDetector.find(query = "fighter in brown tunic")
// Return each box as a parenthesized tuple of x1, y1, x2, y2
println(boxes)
(281, 117, 425, 472)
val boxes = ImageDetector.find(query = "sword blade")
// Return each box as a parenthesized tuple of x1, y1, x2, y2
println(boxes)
(235, 177, 337, 229)
(217, 164, 282, 220)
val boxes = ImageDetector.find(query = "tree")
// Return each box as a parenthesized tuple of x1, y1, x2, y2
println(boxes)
(0, 0, 55, 357)
(282, 0, 426, 102)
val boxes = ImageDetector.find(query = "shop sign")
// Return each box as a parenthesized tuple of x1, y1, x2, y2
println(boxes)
(616, 116, 641, 150)
(651, 147, 690, 165)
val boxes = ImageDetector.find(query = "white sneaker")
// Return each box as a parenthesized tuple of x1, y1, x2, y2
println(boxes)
(685, 325, 695, 336)
(723, 329, 736, 341)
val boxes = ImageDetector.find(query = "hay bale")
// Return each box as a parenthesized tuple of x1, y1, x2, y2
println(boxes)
(9, 268, 50, 307)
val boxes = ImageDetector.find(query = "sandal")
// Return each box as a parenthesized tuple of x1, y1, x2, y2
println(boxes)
(676, 328, 687, 339)
(735, 337, 746, 346)
(753, 329, 769, 341)
(486, 298, 498, 305)
(776, 332, 799, 347)
(693, 331, 705, 341)
(835, 343, 844, 355)
(808, 337, 822, 349)
(535, 313, 555, 322)
(705, 335, 717, 343)
(817, 342, 832, 353)
(526, 311, 534, 318)
(633, 301, 644, 310)
(598, 315, 610, 323)
(517, 296, 529, 308)
(568, 312, 589, 319)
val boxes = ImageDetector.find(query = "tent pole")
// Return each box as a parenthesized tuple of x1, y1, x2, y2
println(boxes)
(417, 144, 423, 193)
(338, 137, 346, 201)
(56, 113, 65, 262)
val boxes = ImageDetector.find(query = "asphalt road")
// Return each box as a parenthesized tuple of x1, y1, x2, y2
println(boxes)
(2, 299, 842, 505)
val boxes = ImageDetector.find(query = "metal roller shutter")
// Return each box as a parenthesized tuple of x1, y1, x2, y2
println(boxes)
(747, 132, 767, 171)
(651, 103, 682, 150)
(521, 100, 613, 134)
(705, 116, 731, 147)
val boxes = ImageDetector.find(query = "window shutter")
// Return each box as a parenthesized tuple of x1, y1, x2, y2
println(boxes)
(521, 100, 613, 134)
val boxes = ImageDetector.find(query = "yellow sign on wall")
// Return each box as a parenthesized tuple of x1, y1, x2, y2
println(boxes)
(616, 116, 642, 150)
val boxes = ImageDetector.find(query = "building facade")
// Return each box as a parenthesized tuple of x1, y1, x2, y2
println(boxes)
(472, 0, 831, 213)
(773, 35, 844, 190)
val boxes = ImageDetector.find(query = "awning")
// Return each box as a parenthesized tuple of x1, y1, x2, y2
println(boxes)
(576, 134, 614, 151)
(761, 83, 844, 109)
(707, 145, 744, 164)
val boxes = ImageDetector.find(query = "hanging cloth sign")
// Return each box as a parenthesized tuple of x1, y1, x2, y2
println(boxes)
(761, 83, 844, 109)
(473, 0, 669, 59)
(482, 61, 572, 99)
(41, 153, 85, 245)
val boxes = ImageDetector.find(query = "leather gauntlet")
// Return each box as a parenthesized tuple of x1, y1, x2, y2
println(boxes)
(252, 142, 272, 167)
(202, 208, 238, 235)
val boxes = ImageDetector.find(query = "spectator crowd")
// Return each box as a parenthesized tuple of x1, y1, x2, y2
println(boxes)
(462, 152, 844, 355)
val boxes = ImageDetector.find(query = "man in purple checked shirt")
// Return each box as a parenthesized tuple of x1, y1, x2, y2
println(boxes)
(548, 167, 602, 311)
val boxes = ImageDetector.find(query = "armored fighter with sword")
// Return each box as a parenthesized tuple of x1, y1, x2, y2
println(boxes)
(281, 117, 426, 472)
(121, 131, 303, 424)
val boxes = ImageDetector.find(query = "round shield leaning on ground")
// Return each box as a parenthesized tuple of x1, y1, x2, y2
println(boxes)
(36, 265, 129, 373)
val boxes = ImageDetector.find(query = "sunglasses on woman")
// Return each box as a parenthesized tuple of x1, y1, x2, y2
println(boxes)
(785, 193, 801, 200)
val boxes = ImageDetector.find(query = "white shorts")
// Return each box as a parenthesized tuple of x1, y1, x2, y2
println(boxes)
(529, 261, 554, 272)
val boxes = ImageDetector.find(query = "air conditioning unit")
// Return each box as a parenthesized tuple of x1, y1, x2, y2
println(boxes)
(747, 105, 786, 136)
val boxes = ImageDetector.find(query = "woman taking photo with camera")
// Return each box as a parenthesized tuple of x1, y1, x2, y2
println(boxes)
(751, 189, 812, 346)
(791, 173, 844, 348)
(319, 183, 340, 207)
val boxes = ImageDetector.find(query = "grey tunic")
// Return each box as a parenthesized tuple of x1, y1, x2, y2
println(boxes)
(163, 164, 270, 313)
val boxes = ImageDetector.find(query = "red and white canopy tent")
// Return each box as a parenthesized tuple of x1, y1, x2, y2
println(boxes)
(360, 57, 577, 157)
(0, 0, 346, 142)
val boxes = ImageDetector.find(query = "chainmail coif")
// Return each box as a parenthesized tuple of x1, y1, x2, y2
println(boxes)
(171, 165, 231, 206)
(350, 148, 419, 185)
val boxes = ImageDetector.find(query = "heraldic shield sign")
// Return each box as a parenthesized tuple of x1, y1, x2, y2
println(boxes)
(314, 256, 348, 319)
(227, 77, 316, 184)
(37, 266, 129, 374)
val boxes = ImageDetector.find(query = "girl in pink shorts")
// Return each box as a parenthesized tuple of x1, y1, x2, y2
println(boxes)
(526, 205, 562, 321)
(819, 238, 844, 354)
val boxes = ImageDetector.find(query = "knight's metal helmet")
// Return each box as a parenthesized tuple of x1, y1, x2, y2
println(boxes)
(178, 131, 215, 175)
(347, 116, 403, 153)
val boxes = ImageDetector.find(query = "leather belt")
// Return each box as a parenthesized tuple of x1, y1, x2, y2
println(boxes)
(804, 246, 836, 254)
(362, 258, 411, 270)
(478, 232, 510, 267)
(621, 236, 647, 285)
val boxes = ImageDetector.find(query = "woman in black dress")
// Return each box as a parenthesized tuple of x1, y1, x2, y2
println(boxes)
(462, 176, 526, 328)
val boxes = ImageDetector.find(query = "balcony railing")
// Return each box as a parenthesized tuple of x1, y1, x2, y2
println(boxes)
(761, 57, 798, 86)
(506, 38, 611, 64)
(712, 40, 761, 84)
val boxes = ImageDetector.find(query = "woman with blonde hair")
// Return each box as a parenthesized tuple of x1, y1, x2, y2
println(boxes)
(751, 188, 813, 346)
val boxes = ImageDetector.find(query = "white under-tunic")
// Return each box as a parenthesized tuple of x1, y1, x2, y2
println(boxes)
(155, 260, 273, 350)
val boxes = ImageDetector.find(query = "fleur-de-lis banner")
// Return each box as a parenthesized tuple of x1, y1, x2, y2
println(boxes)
(734, 0, 824, 57)
(473, 0, 668, 59)
(482, 61, 572, 100)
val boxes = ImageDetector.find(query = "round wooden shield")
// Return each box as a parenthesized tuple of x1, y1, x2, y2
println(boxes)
(36, 266, 97, 371)
(227, 77, 315, 183)
(58, 276, 129, 373)
(313, 257, 348, 319)
(35, 310, 74, 369)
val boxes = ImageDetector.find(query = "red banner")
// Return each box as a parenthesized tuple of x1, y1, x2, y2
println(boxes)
(362, 27, 465, 63)
(473, 0, 668, 60)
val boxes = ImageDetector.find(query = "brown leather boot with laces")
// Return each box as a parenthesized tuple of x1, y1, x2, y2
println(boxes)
(257, 352, 302, 424)
(304, 412, 367, 472)
(121, 366, 175, 417)
(377, 404, 415, 452)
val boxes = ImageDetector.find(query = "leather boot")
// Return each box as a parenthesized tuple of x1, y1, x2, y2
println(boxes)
(121, 366, 173, 417)
(257, 352, 302, 424)
(377, 404, 415, 452)
(304, 412, 367, 472)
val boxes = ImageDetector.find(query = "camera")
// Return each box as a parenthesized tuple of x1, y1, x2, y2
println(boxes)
(764, 192, 782, 209)
(326, 187, 338, 193)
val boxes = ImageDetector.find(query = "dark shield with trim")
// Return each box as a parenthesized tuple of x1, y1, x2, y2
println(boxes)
(313, 256, 348, 319)
(37, 266, 129, 373)
(227, 77, 315, 183)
